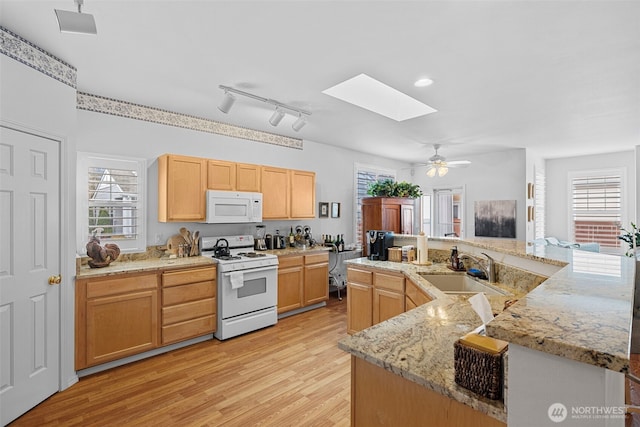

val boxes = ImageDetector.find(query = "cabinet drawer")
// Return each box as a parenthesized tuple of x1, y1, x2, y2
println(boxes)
(305, 252, 329, 264)
(85, 273, 157, 299)
(162, 315, 215, 345)
(162, 267, 216, 287)
(347, 268, 373, 286)
(163, 281, 215, 306)
(279, 255, 303, 269)
(162, 297, 215, 325)
(374, 272, 404, 292)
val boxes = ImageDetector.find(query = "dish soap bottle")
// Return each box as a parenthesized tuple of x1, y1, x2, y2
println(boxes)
(450, 246, 459, 270)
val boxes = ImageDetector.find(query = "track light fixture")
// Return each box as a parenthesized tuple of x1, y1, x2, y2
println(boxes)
(269, 108, 285, 126)
(55, 0, 97, 35)
(218, 91, 236, 113)
(218, 85, 311, 130)
(291, 114, 307, 132)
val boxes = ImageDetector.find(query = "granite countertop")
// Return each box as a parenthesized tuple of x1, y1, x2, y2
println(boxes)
(76, 255, 216, 279)
(264, 245, 332, 256)
(339, 244, 635, 422)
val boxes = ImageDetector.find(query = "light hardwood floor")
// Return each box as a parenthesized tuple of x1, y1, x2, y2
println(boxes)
(11, 294, 350, 427)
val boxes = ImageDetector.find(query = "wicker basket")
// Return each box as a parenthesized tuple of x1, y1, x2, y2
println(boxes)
(453, 337, 507, 400)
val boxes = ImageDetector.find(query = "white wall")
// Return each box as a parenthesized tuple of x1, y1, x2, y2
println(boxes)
(77, 110, 412, 246)
(415, 148, 527, 240)
(546, 151, 635, 243)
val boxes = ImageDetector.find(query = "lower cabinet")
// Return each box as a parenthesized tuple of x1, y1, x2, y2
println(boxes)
(348, 266, 419, 334)
(278, 251, 329, 315)
(405, 277, 433, 310)
(75, 265, 217, 371)
(75, 272, 159, 370)
(161, 266, 217, 345)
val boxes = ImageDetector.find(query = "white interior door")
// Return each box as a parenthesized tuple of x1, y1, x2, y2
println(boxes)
(0, 126, 60, 425)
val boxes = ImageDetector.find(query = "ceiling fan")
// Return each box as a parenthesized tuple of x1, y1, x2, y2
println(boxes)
(423, 144, 471, 177)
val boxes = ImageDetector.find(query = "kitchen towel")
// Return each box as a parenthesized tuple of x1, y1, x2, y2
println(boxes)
(230, 271, 244, 289)
(416, 232, 429, 264)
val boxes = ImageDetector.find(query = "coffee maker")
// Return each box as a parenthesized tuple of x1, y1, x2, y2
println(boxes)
(367, 230, 394, 261)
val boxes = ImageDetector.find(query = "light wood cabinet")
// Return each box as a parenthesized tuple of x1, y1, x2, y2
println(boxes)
(207, 159, 236, 190)
(405, 277, 432, 310)
(236, 163, 261, 192)
(207, 160, 261, 192)
(261, 167, 316, 219)
(158, 154, 207, 222)
(261, 166, 290, 219)
(347, 266, 406, 334)
(278, 252, 329, 315)
(75, 272, 159, 370)
(303, 252, 329, 305)
(347, 267, 373, 334)
(161, 266, 216, 345)
(277, 256, 304, 314)
(290, 169, 316, 218)
(351, 356, 506, 427)
(362, 197, 414, 256)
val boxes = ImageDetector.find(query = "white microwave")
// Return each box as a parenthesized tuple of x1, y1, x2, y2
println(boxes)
(205, 190, 263, 223)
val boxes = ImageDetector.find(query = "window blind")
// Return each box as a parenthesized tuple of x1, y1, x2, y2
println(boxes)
(571, 174, 621, 248)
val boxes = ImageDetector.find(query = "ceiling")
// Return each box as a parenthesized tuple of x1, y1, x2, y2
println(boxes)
(1, 1, 639, 163)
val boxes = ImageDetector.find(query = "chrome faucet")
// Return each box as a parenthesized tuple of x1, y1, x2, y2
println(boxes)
(459, 252, 496, 283)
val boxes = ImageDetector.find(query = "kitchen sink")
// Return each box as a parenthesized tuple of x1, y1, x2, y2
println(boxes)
(418, 274, 508, 296)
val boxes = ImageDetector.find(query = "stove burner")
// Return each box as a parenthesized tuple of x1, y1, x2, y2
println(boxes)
(213, 255, 242, 261)
(237, 252, 267, 258)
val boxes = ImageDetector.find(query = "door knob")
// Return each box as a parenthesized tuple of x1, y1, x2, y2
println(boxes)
(48, 275, 62, 285)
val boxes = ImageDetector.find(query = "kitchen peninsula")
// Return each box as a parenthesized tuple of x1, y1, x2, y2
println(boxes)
(339, 238, 635, 427)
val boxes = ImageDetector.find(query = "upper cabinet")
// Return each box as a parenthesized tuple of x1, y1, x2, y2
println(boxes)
(207, 160, 261, 192)
(158, 154, 315, 222)
(158, 154, 207, 222)
(235, 163, 261, 192)
(207, 159, 236, 190)
(261, 166, 290, 219)
(262, 167, 316, 220)
(290, 170, 316, 219)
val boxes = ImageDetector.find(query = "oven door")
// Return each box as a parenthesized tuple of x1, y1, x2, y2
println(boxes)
(219, 265, 277, 319)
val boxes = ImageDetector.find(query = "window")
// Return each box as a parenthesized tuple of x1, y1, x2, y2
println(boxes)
(353, 163, 395, 247)
(77, 153, 146, 254)
(570, 170, 623, 250)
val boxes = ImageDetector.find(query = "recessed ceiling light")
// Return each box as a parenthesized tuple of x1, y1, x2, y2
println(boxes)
(322, 73, 437, 121)
(414, 78, 434, 87)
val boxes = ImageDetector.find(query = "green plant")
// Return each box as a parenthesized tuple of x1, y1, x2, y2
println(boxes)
(367, 179, 423, 199)
(619, 222, 640, 257)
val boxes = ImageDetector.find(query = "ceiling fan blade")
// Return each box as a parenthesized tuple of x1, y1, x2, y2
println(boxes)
(446, 160, 471, 167)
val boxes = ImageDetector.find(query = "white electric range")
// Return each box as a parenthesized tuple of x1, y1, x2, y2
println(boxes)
(201, 235, 278, 340)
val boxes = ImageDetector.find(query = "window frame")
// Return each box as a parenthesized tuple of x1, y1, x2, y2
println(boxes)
(77, 152, 147, 255)
(567, 168, 625, 253)
(353, 163, 396, 247)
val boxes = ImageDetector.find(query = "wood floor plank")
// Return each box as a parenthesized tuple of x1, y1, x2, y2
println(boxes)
(10, 294, 349, 426)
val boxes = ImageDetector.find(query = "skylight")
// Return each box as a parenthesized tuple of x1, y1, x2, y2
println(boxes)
(322, 73, 437, 121)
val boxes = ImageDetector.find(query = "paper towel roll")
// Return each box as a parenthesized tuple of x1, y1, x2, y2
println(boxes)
(417, 232, 429, 265)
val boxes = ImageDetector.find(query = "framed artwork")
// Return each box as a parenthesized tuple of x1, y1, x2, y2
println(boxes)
(331, 202, 340, 218)
(319, 202, 329, 217)
(474, 200, 516, 238)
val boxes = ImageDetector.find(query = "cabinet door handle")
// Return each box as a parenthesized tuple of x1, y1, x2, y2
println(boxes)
(48, 274, 62, 285)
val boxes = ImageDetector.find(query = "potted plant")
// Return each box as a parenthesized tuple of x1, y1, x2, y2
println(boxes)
(366, 179, 423, 199)
(619, 222, 640, 257)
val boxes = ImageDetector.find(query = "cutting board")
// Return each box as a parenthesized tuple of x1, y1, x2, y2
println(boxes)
(166, 234, 187, 255)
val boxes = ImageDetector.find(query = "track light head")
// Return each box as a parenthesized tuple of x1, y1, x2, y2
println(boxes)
(292, 114, 307, 132)
(269, 107, 285, 126)
(55, 0, 97, 35)
(218, 91, 236, 114)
